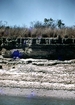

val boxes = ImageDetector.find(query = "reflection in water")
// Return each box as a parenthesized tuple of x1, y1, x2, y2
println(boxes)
(0, 95, 75, 105)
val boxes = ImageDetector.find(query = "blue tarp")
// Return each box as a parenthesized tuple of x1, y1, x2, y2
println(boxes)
(12, 50, 23, 59)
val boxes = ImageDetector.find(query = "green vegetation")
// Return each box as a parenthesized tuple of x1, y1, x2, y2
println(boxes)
(0, 18, 75, 38)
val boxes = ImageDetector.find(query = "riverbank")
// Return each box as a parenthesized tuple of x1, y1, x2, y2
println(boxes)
(0, 87, 75, 99)
(0, 57, 75, 99)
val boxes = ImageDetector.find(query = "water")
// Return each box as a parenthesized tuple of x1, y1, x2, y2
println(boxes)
(0, 95, 75, 105)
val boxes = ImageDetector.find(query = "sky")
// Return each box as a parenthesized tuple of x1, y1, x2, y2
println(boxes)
(0, 0, 75, 27)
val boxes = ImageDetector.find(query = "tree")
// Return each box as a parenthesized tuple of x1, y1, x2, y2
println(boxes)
(49, 18, 56, 29)
(44, 18, 52, 27)
(57, 19, 65, 29)
(44, 18, 55, 28)
(0, 21, 8, 28)
(31, 21, 44, 28)
(0, 21, 4, 28)
(44, 18, 49, 27)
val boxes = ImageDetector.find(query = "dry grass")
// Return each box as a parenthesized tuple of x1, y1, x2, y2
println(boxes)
(0, 26, 75, 38)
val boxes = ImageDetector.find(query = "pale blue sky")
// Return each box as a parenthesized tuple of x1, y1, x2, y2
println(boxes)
(0, 0, 75, 27)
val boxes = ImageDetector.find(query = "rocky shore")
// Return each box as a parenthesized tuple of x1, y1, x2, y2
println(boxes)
(0, 55, 75, 98)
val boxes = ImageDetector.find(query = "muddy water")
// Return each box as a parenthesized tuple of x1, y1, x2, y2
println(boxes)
(0, 95, 75, 105)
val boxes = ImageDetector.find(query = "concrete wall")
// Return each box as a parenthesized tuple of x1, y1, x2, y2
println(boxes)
(0, 38, 75, 48)
(0, 38, 75, 60)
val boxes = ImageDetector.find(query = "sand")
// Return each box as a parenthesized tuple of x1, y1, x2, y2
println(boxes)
(0, 57, 75, 99)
